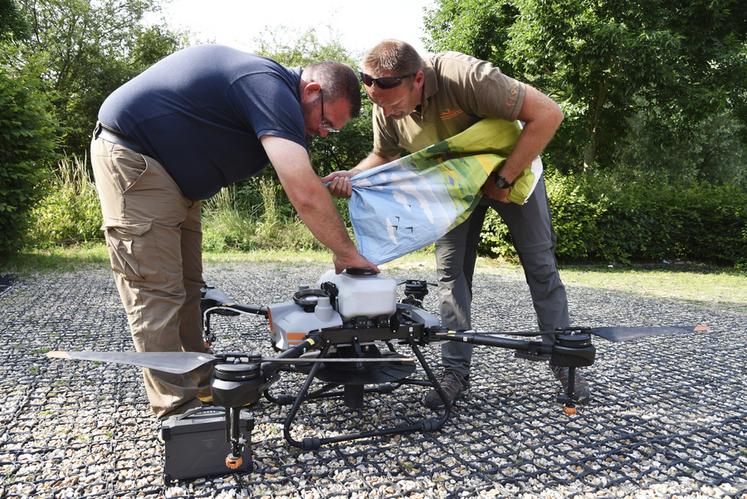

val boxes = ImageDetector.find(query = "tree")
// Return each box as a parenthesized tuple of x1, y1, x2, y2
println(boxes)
(1, 0, 27, 40)
(620, 0, 747, 183)
(15, 0, 184, 154)
(424, 0, 747, 183)
(424, 0, 519, 65)
(0, 43, 57, 258)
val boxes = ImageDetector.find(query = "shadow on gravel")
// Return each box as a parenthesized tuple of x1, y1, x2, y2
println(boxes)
(0, 263, 745, 497)
(0, 274, 15, 294)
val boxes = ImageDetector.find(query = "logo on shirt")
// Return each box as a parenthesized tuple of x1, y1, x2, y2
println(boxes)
(440, 108, 464, 121)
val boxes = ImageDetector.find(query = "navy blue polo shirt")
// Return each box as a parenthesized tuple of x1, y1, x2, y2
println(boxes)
(98, 45, 306, 200)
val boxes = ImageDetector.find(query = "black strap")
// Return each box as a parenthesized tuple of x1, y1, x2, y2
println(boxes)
(93, 122, 148, 156)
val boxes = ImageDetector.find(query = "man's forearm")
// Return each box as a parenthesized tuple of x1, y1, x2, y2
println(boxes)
(261, 135, 357, 258)
(351, 152, 397, 174)
(289, 182, 358, 258)
(500, 119, 559, 181)
(501, 85, 564, 182)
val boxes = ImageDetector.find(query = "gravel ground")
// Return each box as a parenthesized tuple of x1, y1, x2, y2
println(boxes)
(0, 261, 745, 498)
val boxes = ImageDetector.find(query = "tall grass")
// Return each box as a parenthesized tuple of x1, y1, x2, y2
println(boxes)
(26, 154, 102, 248)
(26, 160, 334, 253)
(201, 178, 324, 252)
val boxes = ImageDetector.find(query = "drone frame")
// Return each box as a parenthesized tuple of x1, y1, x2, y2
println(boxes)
(201, 288, 596, 452)
(49, 279, 699, 479)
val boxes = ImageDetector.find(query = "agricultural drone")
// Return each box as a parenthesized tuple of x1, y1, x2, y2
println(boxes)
(48, 268, 699, 482)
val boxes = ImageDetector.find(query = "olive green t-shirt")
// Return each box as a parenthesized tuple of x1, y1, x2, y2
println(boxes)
(372, 51, 526, 158)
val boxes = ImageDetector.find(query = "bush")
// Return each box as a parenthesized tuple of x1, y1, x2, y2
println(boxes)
(480, 174, 609, 260)
(201, 187, 258, 252)
(26, 155, 102, 248)
(478, 172, 747, 267)
(0, 47, 58, 258)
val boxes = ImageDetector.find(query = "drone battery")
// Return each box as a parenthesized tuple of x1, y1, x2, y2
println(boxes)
(160, 406, 253, 484)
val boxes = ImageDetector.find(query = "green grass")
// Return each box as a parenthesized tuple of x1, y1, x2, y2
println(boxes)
(2, 244, 745, 313)
(475, 258, 747, 314)
(559, 266, 747, 313)
(1, 244, 110, 272)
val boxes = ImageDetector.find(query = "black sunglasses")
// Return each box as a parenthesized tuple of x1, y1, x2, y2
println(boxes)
(359, 71, 416, 89)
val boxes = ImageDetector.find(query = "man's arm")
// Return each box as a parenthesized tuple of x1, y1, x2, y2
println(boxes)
(260, 135, 378, 273)
(483, 84, 564, 202)
(321, 151, 400, 198)
(353, 151, 399, 173)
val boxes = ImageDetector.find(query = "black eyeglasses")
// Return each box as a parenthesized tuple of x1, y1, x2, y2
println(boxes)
(359, 71, 416, 89)
(319, 90, 340, 133)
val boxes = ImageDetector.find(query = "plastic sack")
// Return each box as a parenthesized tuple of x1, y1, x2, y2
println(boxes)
(349, 119, 542, 264)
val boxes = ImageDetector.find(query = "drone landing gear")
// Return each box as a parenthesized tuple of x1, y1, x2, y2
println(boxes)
(272, 342, 451, 451)
(552, 333, 594, 415)
(557, 366, 579, 416)
(211, 361, 262, 471)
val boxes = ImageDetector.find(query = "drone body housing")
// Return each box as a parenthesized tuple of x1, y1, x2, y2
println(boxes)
(268, 297, 342, 350)
(268, 270, 399, 350)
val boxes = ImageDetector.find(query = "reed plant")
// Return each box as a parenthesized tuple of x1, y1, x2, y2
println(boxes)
(202, 178, 323, 252)
(26, 154, 102, 248)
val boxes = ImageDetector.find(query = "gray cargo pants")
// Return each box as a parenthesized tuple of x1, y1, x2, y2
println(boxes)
(436, 177, 570, 377)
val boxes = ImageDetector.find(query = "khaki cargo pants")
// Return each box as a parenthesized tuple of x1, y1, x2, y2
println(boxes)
(90, 137, 211, 418)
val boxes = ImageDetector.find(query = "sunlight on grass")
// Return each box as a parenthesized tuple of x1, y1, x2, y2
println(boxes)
(2, 244, 744, 313)
(3, 245, 109, 272)
(558, 266, 747, 313)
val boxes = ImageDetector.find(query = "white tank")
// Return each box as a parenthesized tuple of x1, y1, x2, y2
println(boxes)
(317, 269, 397, 320)
(268, 295, 343, 350)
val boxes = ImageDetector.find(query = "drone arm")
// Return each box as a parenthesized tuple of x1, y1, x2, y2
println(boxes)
(260, 334, 321, 379)
(435, 330, 595, 368)
(434, 330, 550, 352)
(202, 303, 269, 348)
(224, 304, 268, 316)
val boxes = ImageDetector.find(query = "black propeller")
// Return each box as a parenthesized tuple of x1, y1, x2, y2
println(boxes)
(458, 324, 708, 343)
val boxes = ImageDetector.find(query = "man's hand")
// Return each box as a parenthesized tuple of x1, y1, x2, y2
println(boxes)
(321, 170, 354, 198)
(482, 174, 512, 203)
(333, 251, 379, 274)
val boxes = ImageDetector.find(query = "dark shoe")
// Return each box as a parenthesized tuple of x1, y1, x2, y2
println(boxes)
(423, 370, 470, 409)
(550, 364, 591, 403)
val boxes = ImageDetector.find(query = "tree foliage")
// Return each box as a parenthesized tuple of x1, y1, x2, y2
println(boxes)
(0, 0, 27, 40)
(0, 0, 184, 257)
(424, 0, 747, 183)
(14, 0, 184, 153)
(0, 42, 57, 258)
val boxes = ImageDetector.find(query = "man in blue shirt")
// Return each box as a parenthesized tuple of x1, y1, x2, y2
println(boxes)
(91, 44, 377, 419)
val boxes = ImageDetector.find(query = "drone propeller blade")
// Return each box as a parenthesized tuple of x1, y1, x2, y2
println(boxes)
(47, 351, 219, 374)
(589, 325, 706, 343)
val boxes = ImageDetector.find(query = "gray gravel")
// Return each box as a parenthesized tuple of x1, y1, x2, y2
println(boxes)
(0, 261, 745, 498)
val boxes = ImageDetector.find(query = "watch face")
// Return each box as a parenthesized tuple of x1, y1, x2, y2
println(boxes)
(495, 175, 511, 189)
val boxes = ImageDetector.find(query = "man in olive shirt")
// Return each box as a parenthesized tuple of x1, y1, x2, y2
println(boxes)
(324, 39, 589, 408)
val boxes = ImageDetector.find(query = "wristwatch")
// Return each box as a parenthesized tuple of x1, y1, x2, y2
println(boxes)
(494, 173, 514, 189)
